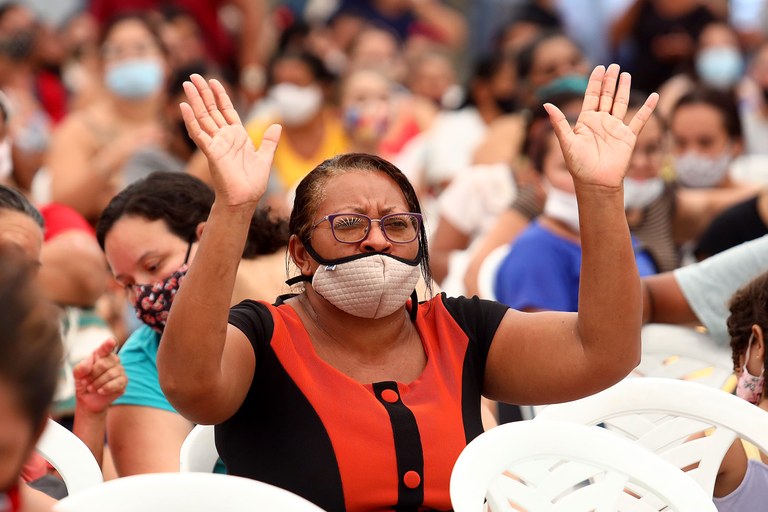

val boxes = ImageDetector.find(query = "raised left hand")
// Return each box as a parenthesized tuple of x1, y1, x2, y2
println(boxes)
(74, 338, 127, 414)
(180, 74, 280, 210)
(546, 64, 659, 190)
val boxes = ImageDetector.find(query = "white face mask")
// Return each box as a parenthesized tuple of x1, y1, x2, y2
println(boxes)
(623, 177, 664, 210)
(674, 150, 732, 188)
(0, 138, 12, 181)
(544, 185, 580, 233)
(310, 252, 421, 319)
(268, 83, 323, 126)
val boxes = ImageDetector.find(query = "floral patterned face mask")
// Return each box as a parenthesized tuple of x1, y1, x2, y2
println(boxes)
(129, 242, 192, 334)
(736, 334, 765, 405)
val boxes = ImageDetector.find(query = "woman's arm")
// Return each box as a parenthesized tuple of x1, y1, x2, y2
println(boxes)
(47, 118, 162, 219)
(106, 406, 192, 476)
(484, 65, 658, 404)
(72, 339, 127, 467)
(429, 215, 470, 285)
(157, 75, 280, 425)
(641, 272, 698, 325)
(714, 439, 748, 498)
(20, 484, 57, 512)
(608, 0, 645, 51)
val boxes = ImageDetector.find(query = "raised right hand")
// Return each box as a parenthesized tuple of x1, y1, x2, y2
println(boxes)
(180, 74, 281, 209)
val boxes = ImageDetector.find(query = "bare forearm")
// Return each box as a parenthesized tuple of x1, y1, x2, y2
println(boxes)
(158, 202, 252, 404)
(642, 273, 697, 324)
(73, 404, 106, 467)
(235, 0, 265, 69)
(49, 147, 125, 218)
(50, 171, 111, 219)
(576, 186, 642, 370)
(609, 0, 644, 50)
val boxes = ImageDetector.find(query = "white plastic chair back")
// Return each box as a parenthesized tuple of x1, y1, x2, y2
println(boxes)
(36, 418, 103, 494)
(535, 377, 768, 497)
(450, 420, 716, 512)
(180, 424, 219, 472)
(634, 324, 733, 389)
(53, 472, 327, 512)
(476, 244, 511, 300)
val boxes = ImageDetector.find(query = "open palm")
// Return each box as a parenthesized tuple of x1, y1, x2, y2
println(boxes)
(180, 74, 281, 209)
(547, 64, 659, 189)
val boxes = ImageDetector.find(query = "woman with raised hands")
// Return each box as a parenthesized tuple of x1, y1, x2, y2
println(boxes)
(158, 64, 658, 511)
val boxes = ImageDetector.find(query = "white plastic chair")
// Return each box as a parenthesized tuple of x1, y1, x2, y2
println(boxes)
(36, 418, 103, 494)
(450, 419, 716, 512)
(53, 472, 327, 512)
(634, 324, 734, 389)
(180, 424, 219, 472)
(476, 244, 511, 300)
(535, 377, 768, 497)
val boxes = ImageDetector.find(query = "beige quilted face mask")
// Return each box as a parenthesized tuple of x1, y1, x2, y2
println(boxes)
(311, 253, 421, 319)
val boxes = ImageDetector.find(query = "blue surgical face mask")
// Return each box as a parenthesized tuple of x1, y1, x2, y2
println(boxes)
(105, 58, 164, 99)
(696, 46, 744, 90)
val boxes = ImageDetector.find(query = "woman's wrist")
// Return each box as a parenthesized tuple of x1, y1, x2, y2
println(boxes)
(75, 399, 109, 418)
(210, 199, 259, 221)
(574, 181, 624, 201)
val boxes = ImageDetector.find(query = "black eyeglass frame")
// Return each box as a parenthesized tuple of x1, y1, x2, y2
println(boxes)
(310, 212, 423, 244)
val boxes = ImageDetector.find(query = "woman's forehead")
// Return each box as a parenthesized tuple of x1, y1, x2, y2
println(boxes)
(316, 170, 409, 212)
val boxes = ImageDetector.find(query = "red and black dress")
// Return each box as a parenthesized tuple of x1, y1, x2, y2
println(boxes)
(220, 293, 509, 511)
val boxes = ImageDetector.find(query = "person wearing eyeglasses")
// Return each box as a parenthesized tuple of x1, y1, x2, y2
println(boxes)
(158, 65, 658, 511)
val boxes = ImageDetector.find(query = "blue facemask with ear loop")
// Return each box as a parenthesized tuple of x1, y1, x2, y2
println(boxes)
(696, 46, 744, 90)
(105, 58, 164, 99)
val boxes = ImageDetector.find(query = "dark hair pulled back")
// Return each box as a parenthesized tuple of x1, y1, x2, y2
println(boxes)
(289, 153, 432, 292)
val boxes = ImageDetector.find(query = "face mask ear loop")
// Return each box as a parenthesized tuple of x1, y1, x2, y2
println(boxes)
(755, 331, 767, 378)
(743, 333, 765, 377)
(743, 333, 754, 372)
(409, 289, 418, 322)
(183, 238, 194, 265)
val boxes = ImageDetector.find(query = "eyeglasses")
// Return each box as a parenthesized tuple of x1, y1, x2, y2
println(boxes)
(312, 212, 422, 244)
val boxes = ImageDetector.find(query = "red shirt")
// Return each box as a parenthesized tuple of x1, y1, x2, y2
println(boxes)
(39, 203, 95, 241)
